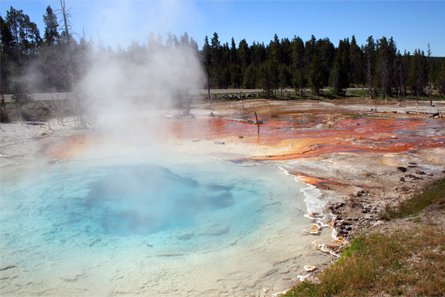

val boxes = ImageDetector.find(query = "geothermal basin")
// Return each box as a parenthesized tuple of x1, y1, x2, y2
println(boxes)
(2, 98, 444, 297)
(0, 119, 330, 297)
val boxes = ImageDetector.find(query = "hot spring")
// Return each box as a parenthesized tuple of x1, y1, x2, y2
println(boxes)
(0, 149, 327, 296)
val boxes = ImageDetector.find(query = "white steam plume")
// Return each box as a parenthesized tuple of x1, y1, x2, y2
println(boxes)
(79, 41, 203, 112)
(74, 0, 205, 148)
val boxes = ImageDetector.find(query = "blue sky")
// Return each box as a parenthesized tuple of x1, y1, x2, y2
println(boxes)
(1, 0, 445, 56)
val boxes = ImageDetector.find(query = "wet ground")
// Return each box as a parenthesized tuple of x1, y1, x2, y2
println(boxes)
(47, 100, 445, 153)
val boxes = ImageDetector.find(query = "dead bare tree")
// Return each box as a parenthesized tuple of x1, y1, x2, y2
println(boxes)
(254, 112, 260, 134)
(59, 0, 87, 128)
(0, 38, 10, 122)
(427, 44, 433, 107)
(12, 90, 28, 123)
(60, 0, 70, 40)
(51, 94, 65, 125)
(207, 76, 211, 101)
(0, 92, 9, 123)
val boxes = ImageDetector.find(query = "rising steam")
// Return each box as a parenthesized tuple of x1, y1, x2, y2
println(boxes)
(71, 0, 205, 149)
(78, 39, 204, 113)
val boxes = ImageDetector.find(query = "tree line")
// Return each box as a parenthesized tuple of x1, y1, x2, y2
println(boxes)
(0, 5, 201, 97)
(203, 33, 445, 98)
(1, 5, 91, 95)
(1, 4, 445, 101)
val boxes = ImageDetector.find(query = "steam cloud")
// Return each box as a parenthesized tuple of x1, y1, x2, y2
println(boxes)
(73, 0, 205, 146)
(78, 40, 204, 112)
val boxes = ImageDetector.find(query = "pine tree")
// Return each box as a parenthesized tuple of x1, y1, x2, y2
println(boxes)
(364, 36, 376, 98)
(227, 38, 241, 87)
(279, 37, 292, 92)
(238, 39, 250, 88)
(259, 62, 274, 98)
(230, 38, 237, 64)
(190, 37, 198, 53)
(209, 32, 222, 88)
(280, 38, 291, 66)
(278, 64, 289, 95)
(306, 37, 334, 96)
(0, 16, 12, 122)
(250, 42, 266, 66)
(426, 44, 433, 105)
(317, 38, 335, 88)
(349, 35, 364, 86)
(267, 34, 280, 93)
(0, 15, 15, 94)
(6, 7, 42, 56)
(242, 65, 256, 89)
(409, 49, 428, 96)
(220, 42, 230, 88)
(305, 36, 319, 95)
(250, 42, 266, 88)
(291, 36, 306, 96)
(309, 54, 323, 96)
(40, 5, 64, 91)
(438, 60, 445, 97)
(202, 36, 211, 99)
(5, 6, 42, 100)
(238, 39, 250, 69)
(305, 35, 317, 66)
(375, 37, 397, 99)
(332, 39, 350, 95)
(43, 6, 59, 46)
(394, 51, 409, 98)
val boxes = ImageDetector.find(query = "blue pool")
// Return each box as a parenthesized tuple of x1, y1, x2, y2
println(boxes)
(0, 156, 314, 296)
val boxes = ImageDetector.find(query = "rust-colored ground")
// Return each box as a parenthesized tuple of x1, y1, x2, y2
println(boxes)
(169, 104, 445, 162)
(45, 100, 445, 164)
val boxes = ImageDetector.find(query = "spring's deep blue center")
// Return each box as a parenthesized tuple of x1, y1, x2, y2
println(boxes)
(83, 165, 236, 235)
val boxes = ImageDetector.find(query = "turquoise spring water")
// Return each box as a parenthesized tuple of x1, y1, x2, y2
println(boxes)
(0, 156, 309, 295)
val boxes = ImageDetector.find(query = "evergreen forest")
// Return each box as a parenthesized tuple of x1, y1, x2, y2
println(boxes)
(1, 5, 445, 99)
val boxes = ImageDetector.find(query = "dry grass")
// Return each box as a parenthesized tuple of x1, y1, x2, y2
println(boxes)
(285, 228, 445, 297)
(382, 178, 445, 219)
(283, 178, 445, 297)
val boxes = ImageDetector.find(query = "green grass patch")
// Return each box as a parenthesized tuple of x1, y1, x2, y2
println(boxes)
(284, 228, 445, 297)
(338, 235, 365, 259)
(383, 178, 445, 219)
(284, 233, 407, 297)
(283, 178, 445, 297)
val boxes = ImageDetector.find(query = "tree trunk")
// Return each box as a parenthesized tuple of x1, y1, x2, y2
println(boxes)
(60, 0, 87, 129)
(60, 0, 70, 39)
(207, 71, 211, 101)
(254, 112, 260, 134)
(0, 92, 9, 123)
